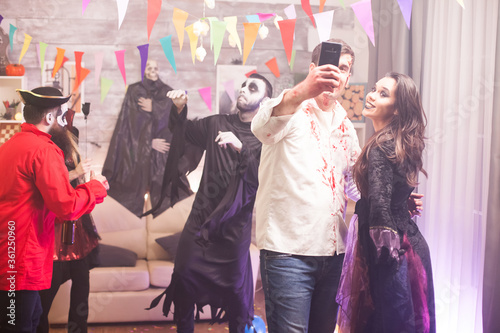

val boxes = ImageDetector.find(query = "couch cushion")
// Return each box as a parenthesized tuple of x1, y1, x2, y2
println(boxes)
(155, 232, 181, 261)
(98, 244, 138, 267)
(148, 260, 175, 288)
(89, 259, 150, 292)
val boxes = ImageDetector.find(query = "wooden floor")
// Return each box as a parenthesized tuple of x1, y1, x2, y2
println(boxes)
(49, 280, 268, 333)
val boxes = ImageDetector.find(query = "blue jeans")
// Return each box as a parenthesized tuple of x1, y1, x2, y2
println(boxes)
(260, 250, 345, 333)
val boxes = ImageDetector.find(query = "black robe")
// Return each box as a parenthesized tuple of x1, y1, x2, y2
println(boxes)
(148, 110, 261, 331)
(102, 78, 190, 217)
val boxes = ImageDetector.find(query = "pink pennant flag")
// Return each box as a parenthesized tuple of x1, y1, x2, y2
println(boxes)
(94, 52, 104, 85)
(115, 50, 127, 86)
(223, 80, 235, 103)
(82, 0, 91, 15)
(278, 19, 296, 65)
(301, 0, 316, 28)
(397, 0, 413, 29)
(257, 13, 275, 22)
(351, 0, 375, 47)
(198, 87, 212, 112)
(147, 0, 162, 41)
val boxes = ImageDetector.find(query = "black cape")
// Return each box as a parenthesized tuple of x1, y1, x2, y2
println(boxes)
(148, 111, 261, 331)
(102, 78, 191, 217)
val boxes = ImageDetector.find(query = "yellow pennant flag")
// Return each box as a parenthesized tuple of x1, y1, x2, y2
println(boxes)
(173, 8, 189, 51)
(185, 24, 198, 64)
(18, 34, 32, 64)
(456, 0, 464, 8)
(224, 16, 242, 55)
(242, 23, 260, 65)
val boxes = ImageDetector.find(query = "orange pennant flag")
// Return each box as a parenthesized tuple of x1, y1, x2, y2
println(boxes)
(74, 51, 84, 88)
(52, 48, 66, 78)
(242, 22, 260, 65)
(265, 57, 280, 78)
(147, 0, 162, 41)
(278, 19, 296, 65)
(173, 8, 189, 51)
(73, 68, 90, 94)
(320, 0, 327, 13)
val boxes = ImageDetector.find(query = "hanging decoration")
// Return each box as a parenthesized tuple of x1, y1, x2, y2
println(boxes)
(278, 19, 296, 65)
(115, 49, 127, 85)
(397, 0, 413, 29)
(301, 0, 316, 28)
(9, 24, 17, 51)
(74, 51, 84, 86)
(313, 10, 334, 43)
(211, 20, 227, 65)
(224, 16, 242, 54)
(351, 0, 376, 47)
(198, 86, 212, 111)
(52, 47, 66, 78)
(100, 77, 113, 103)
(173, 8, 189, 51)
(82, 0, 91, 15)
(38, 42, 48, 79)
(265, 57, 280, 78)
(185, 24, 199, 64)
(116, 0, 129, 29)
(160, 35, 177, 73)
(137, 44, 149, 80)
(18, 33, 32, 64)
(242, 22, 260, 65)
(147, 0, 162, 41)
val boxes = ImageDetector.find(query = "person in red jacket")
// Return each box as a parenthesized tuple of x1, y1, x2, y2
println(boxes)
(0, 87, 109, 333)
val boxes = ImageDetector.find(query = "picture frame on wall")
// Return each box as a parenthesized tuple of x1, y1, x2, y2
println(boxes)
(216, 65, 256, 115)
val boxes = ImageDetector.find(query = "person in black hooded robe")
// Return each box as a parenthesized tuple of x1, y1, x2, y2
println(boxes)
(102, 60, 191, 217)
(146, 73, 273, 333)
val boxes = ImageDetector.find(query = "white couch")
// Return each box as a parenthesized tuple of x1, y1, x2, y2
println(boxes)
(48, 195, 260, 324)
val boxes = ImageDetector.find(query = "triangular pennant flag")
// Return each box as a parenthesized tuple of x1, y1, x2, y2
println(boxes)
(0, 15, 3, 25)
(278, 19, 296, 65)
(319, 0, 327, 13)
(224, 16, 242, 55)
(284, 4, 296, 19)
(9, 24, 17, 52)
(198, 87, 212, 112)
(39, 42, 48, 78)
(116, 0, 130, 29)
(115, 50, 126, 85)
(246, 15, 260, 23)
(257, 13, 275, 22)
(173, 8, 189, 51)
(211, 20, 227, 66)
(147, 0, 162, 41)
(52, 48, 66, 78)
(265, 57, 280, 78)
(137, 44, 149, 80)
(185, 24, 199, 64)
(242, 22, 260, 65)
(74, 51, 84, 92)
(100, 77, 113, 103)
(301, 0, 316, 28)
(206, 17, 219, 50)
(351, 0, 375, 47)
(339, 0, 345, 8)
(245, 69, 257, 77)
(313, 10, 334, 43)
(82, 0, 91, 15)
(289, 50, 297, 71)
(18, 34, 32, 64)
(73, 67, 90, 93)
(94, 52, 103, 85)
(456, 0, 464, 8)
(159, 35, 176, 73)
(397, 0, 413, 29)
(223, 80, 235, 103)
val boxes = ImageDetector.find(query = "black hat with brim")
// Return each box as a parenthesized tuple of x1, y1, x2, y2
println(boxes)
(17, 87, 70, 108)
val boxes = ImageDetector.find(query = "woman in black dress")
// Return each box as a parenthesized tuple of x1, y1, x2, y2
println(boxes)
(337, 72, 435, 333)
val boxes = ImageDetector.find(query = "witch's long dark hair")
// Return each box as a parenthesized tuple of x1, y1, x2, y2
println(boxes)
(353, 72, 427, 197)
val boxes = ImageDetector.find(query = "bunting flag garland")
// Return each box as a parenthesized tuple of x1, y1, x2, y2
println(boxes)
(73, 67, 90, 93)
(159, 35, 177, 73)
(313, 10, 334, 43)
(137, 44, 149, 80)
(245, 69, 257, 77)
(82, 0, 91, 15)
(246, 15, 260, 23)
(207, 17, 218, 50)
(301, 0, 316, 28)
(456, 0, 464, 8)
(257, 13, 275, 22)
(224, 16, 242, 55)
(94, 52, 104, 85)
(284, 4, 296, 19)
(52, 48, 66, 78)
(242, 22, 260, 65)
(211, 20, 227, 65)
(278, 19, 296, 65)
(265, 57, 280, 78)
(74, 51, 84, 87)
(147, 0, 162, 41)
(397, 0, 413, 29)
(116, 0, 129, 29)
(185, 24, 198, 64)
(198, 87, 212, 112)
(339, 0, 346, 9)
(38, 42, 48, 78)
(289, 50, 296, 71)
(115, 50, 127, 85)
(9, 24, 17, 51)
(173, 8, 189, 51)
(100, 77, 113, 103)
(223, 80, 235, 103)
(319, 0, 326, 13)
(18, 33, 32, 64)
(351, 0, 376, 47)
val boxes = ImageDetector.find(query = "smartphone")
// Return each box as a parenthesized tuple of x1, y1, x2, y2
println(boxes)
(318, 41, 342, 67)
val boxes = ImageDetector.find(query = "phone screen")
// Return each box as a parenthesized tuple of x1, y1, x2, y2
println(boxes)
(318, 41, 342, 67)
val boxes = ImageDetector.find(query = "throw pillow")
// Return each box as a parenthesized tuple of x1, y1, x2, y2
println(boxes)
(155, 232, 182, 261)
(98, 243, 138, 267)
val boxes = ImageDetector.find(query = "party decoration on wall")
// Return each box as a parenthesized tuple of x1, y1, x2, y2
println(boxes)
(224, 16, 242, 54)
(339, 0, 346, 8)
(223, 80, 235, 103)
(74, 51, 84, 87)
(397, 0, 413, 29)
(116, 0, 129, 29)
(198, 86, 212, 112)
(351, 0, 375, 47)
(73, 67, 90, 93)
(257, 13, 275, 22)
(147, 0, 162, 41)
(319, 0, 326, 13)
(313, 10, 334, 43)
(38, 42, 48, 78)
(207, 17, 218, 50)
(258, 25, 269, 40)
(159, 35, 177, 73)
(289, 49, 296, 71)
(265, 57, 280, 78)
(173, 8, 189, 51)
(456, 0, 464, 8)
(242, 22, 260, 65)
(100, 77, 113, 103)
(18, 33, 32, 64)
(185, 24, 198, 64)
(245, 69, 257, 77)
(283, 5, 296, 39)
(274, 15, 283, 30)
(82, 0, 91, 15)
(115, 49, 126, 85)
(204, 0, 215, 10)
(137, 44, 149, 80)
(52, 47, 66, 78)
(211, 20, 227, 65)
(9, 24, 17, 51)
(278, 19, 296, 65)
(94, 52, 103, 85)
(246, 15, 260, 23)
(301, 0, 316, 28)
(195, 45, 207, 62)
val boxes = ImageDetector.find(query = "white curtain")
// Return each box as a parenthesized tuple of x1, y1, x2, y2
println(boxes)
(368, 0, 498, 331)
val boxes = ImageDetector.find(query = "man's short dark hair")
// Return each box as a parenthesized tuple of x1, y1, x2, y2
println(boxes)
(23, 105, 58, 125)
(249, 73, 273, 98)
(311, 38, 355, 72)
